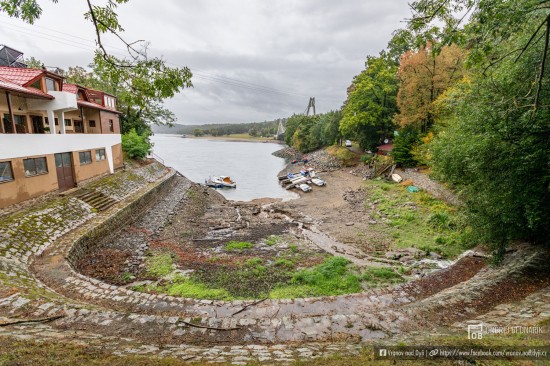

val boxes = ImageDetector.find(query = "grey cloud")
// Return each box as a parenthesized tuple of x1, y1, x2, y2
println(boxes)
(7, 0, 412, 124)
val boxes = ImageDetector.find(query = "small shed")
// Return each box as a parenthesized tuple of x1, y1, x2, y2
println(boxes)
(376, 143, 394, 156)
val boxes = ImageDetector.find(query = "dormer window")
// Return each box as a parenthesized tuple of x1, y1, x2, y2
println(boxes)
(45, 77, 58, 92)
(29, 79, 41, 90)
(77, 91, 85, 100)
(104, 95, 116, 109)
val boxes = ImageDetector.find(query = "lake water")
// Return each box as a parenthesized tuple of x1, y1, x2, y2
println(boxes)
(151, 135, 298, 202)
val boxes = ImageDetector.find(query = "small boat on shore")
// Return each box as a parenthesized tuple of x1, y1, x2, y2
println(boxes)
(299, 183, 312, 192)
(391, 173, 403, 183)
(311, 178, 326, 186)
(206, 176, 237, 188)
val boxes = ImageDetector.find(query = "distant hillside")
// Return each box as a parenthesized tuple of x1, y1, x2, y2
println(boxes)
(151, 120, 281, 137)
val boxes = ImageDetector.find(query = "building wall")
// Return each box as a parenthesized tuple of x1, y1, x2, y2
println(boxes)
(73, 148, 110, 182)
(0, 154, 59, 207)
(99, 111, 120, 134)
(112, 143, 123, 169)
(0, 134, 123, 208)
(84, 109, 102, 133)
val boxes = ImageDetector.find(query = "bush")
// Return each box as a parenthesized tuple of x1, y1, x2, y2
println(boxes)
(122, 128, 152, 160)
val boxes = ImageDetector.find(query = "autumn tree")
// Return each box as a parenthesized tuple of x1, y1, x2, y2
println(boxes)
(395, 43, 465, 132)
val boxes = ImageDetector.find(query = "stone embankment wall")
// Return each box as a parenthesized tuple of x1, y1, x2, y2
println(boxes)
(0, 162, 169, 266)
(67, 169, 176, 266)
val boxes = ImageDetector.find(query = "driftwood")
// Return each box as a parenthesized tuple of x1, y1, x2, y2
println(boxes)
(231, 298, 268, 316)
(0, 315, 64, 327)
(180, 320, 240, 331)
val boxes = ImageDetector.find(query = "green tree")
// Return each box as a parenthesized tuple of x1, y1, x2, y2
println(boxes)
(417, 0, 550, 249)
(392, 125, 420, 167)
(121, 128, 152, 159)
(193, 128, 204, 137)
(22, 56, 43, 68)
(340, 52, 398, 150)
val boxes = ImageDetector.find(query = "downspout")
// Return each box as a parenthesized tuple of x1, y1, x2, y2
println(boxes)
(6, 92, 16, 134)
(0, 92, 5, 133)
(99, 110, 104, 134)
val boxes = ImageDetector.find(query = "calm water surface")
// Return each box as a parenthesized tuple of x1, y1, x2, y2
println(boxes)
(151, 135, 297, 201)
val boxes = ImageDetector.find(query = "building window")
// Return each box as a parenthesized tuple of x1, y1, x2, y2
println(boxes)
(79, 151, 92, 165)
(23, 157, 48, 177)
(45, 77, 57, 92)
(64, 119, 72, 126)
(89, 120, 96, 128)
(96, 148, 106, 161)
(0, 161, 14, 183)
(3, 114, 27, 133)
(109, 120, 114, 132)
(104, 96, 116, 108)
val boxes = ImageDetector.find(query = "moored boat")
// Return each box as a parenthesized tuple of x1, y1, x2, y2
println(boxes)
(206, 176, 237, 188)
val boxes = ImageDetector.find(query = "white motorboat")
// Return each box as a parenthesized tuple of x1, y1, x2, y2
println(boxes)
(208, 176, 237, 188)
(299, 183, 312, 192)
(311, 178, 326, 186)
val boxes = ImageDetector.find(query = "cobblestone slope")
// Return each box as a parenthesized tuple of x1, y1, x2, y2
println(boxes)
(0, 161, 548, 364)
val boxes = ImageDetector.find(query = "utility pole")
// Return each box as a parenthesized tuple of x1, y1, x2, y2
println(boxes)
(306, 97, 316, 116)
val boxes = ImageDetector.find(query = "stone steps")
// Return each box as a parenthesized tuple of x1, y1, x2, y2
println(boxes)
(75, 190, 117, 212)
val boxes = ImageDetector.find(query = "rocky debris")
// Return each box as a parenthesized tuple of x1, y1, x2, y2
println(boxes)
(348, 165, 372, 177)
(273, 147, 343, 171)
(342, 188, 367, 209)
(272, 146, 302, 160)
(397, 168, 460, 206)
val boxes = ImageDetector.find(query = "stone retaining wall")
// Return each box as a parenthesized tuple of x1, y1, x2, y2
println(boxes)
(66, 169, 177, 267)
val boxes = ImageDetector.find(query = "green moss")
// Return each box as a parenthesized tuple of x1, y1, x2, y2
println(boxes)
(224, 241, 254, 251)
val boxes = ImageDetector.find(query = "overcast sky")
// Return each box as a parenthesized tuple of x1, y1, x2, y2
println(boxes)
(1, 0, 411, 125)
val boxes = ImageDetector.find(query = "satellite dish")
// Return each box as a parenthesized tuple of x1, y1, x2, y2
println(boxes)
(384, 139, 389, 144)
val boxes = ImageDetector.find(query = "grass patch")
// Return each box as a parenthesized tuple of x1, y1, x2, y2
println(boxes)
(224, 241, 254, 251)
(166, 280, 233, 300)
(145, 252, 174, 278)
(245, 257, 264, 267)
(192, 263, 292, 299)
(265, 235, 279, 246)
(362, 267, 404, 285)
(364, 180, 473, 258)
(270, 257, 361, 298)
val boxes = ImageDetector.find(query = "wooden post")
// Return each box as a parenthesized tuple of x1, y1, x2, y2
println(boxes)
(6, 92, 16, 134)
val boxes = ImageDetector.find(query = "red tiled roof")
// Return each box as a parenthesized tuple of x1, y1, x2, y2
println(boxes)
(62, 83, 78, 94)
(0, 75, 53, 99)
(0, 66, 43, 85)
(376, 143, 394, 151)
(77, 99, 120, 114)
